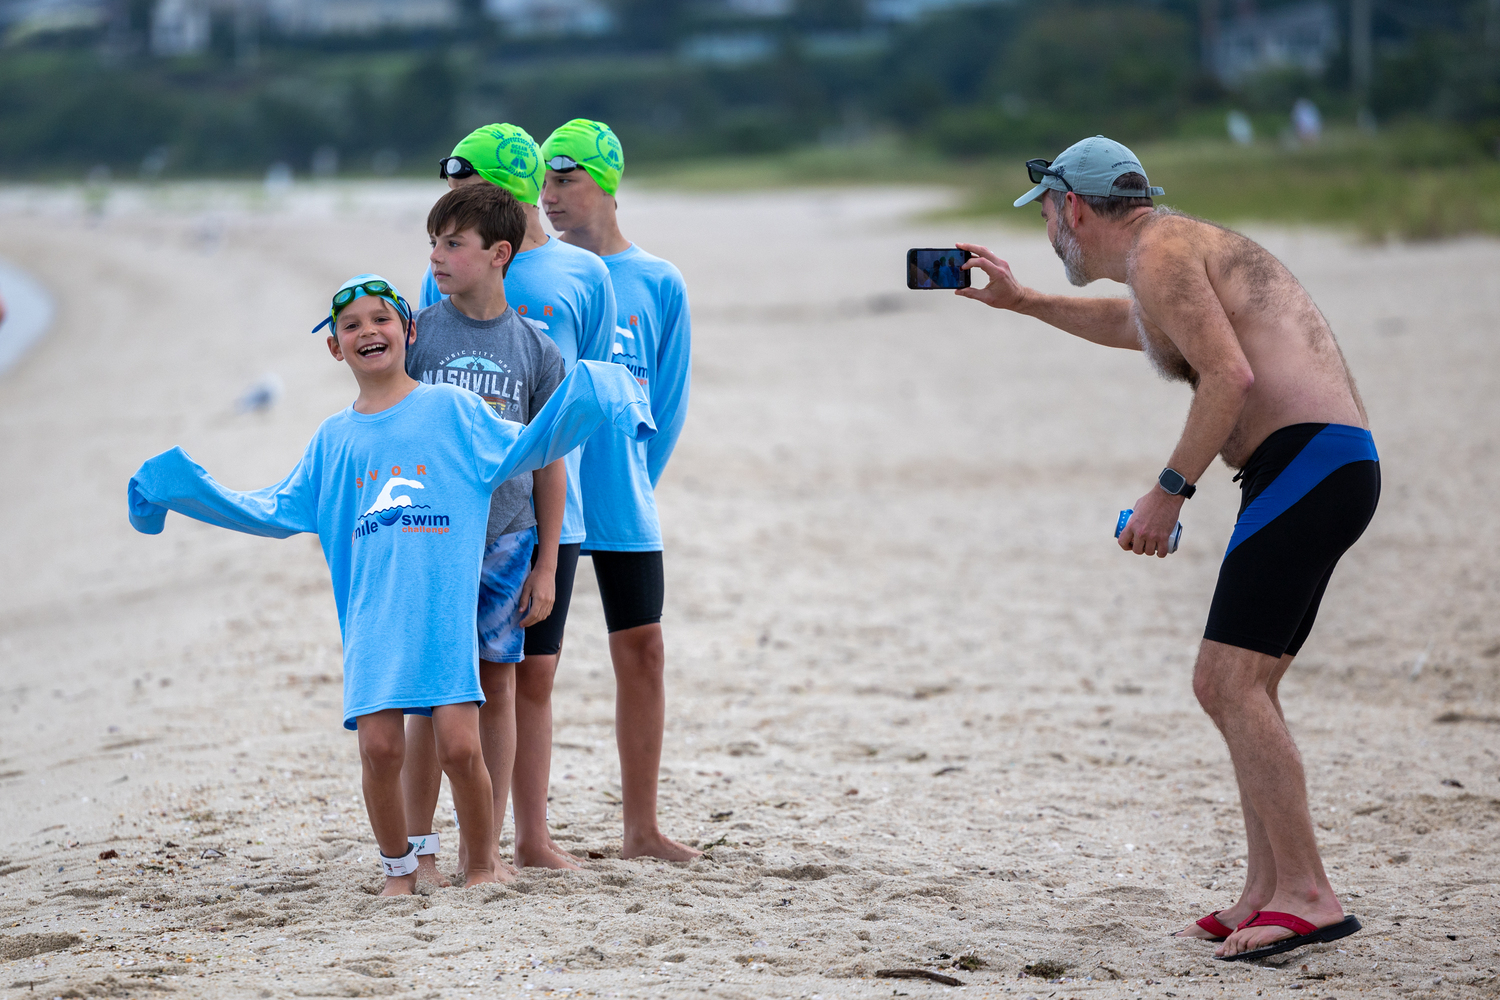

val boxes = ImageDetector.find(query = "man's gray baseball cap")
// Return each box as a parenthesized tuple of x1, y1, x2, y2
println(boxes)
(1014, 135, 1165, 208)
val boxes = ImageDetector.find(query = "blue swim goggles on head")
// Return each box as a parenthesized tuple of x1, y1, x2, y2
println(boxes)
(311, 276, 412, 335)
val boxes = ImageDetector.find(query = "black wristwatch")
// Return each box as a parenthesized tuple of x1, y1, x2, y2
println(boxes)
(1158, 467, 1196, 498)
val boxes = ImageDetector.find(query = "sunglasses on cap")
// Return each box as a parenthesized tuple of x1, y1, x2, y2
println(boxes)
(545, 155, 582, 172)
(438, 155, 478, 180)
(1026, 158, 1073, 193)
(311, 280, 412, 335)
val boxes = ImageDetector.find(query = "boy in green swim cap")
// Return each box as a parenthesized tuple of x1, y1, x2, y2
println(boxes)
(540, 118, 699, 863)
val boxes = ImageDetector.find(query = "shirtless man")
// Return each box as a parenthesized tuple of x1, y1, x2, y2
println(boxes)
(957, 136, 1379, 962)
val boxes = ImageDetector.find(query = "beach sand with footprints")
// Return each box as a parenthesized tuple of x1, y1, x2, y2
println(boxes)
(0, 182, 1497, 998)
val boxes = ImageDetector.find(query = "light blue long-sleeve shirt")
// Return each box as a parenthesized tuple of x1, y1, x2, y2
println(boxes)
(128, 364, 653, 730)
(577, 243, 692, 551)
(420, 236, 617, 545)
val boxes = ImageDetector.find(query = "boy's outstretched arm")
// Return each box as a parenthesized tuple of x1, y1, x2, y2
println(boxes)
(471, 361, 656, 492)
(518, 459, 564, 627)
(129, 446, 318, 537)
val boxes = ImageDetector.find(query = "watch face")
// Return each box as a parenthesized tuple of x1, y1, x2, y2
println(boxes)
(1160, 469, 1186, 494)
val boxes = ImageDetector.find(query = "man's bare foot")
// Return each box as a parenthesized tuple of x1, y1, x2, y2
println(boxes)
(515, 839, 583, 870)
(1215, 894, 1346, 958)
(380, 873, 417, 896)
(1174, 904, 1256, 940)
(413, 855, 451, 888)
(622, 831, 702, 862)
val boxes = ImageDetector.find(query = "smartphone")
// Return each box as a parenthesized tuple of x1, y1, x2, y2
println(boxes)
(907, 248, 973, 290)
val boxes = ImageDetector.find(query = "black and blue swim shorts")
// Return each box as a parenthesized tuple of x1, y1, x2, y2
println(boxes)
(1203, 423, 1380, 659)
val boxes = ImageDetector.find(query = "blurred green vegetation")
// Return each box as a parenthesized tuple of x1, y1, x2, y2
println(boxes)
(1, 0, 1498, 238)
(637, 124, 1500, 241)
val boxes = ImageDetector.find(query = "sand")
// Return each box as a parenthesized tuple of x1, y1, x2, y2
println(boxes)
(0, 180, 1497, 999)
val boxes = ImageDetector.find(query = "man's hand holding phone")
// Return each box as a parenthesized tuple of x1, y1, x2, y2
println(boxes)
(954, 242, 1029, 311)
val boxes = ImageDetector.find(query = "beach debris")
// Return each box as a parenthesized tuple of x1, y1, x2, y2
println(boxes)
(955, 954, 986, 970)
(710, 810, 734, 821)
(932, 765, 963, 776)
(236, 373, 284, 414)
(1022, 958, 1070, 979)
(201, 849, 224, 859)
(876, 969, 963, 986)
(1441, 778, 1464, 788)
(98, 849, 118, 860)
(700, 834, 729, 853)
(1434, 711, 1500, 725)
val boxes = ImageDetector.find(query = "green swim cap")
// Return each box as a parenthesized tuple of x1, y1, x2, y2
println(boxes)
(451, 123, 542, 205)
(540, 119, 624, 196)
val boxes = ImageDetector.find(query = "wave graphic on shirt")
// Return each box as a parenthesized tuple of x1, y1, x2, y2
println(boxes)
(361, 477, 430, 525)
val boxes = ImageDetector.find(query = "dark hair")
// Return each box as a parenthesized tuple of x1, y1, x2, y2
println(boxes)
(1049, 171, 1154, 221)
(427, 184, 527, 273)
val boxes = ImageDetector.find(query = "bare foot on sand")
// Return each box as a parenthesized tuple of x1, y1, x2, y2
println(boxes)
(413, 855, 451, 888)
(622, 832, 702, 862)
(515, 839, 583, 870)
(461, 864, 505, 888)
(1215, 895, 1347, 958)
(455, 850, 519, 885)
(380, 873, 417, 896)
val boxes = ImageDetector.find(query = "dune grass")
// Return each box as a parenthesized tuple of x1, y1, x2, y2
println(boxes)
(636, 126, 1500, 241)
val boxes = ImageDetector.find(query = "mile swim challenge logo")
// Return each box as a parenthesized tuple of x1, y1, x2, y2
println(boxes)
(353, 475, 450, 540)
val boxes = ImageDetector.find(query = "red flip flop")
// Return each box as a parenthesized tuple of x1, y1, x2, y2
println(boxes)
(1196, 911, 1236, 941)
(1216, 911, 1362, 962)
(1172, 911, 1235, 941)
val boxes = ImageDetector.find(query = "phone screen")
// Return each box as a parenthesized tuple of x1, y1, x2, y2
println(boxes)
(907, 248, 972, 289)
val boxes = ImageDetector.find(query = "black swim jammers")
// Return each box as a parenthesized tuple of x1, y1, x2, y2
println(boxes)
(1203, 423, 1380, 659)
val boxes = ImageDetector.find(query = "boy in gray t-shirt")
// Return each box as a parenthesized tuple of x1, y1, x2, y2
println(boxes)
(407, 299, 564, 546)
(400, 183, 566, 883)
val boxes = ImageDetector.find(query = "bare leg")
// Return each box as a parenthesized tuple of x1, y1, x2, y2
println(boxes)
(1191, 640, 1345, 957)
(474, 660, 519, 881)
(357, 710, 416, 896)
(610, 624, 700, 862)
(398, 714, 450, 888)
(1176, 649, 1294, 938)
(430, 702, 501, 887)
(512, 652, 582, 869)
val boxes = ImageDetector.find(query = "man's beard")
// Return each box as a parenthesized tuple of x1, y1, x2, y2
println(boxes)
(1052, 213, 1090, 287)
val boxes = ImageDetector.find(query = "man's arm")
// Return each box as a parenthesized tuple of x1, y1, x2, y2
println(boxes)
(518, 458, 563, 627)
(956, 242, 1139, 350)
(1119, 238, 1256, 558)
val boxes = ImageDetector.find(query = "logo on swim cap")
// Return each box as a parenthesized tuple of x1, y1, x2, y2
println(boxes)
(496, 134, 539, 181)
(594, 127, 622, 169)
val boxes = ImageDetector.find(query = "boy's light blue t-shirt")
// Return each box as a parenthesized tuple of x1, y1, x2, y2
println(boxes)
(128, 365, 654, 730)
(420, 236, 616, 545)
(577, 243, 692, 551)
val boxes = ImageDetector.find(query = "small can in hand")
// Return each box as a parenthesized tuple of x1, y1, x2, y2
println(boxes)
(1116, 509, 1183, 554)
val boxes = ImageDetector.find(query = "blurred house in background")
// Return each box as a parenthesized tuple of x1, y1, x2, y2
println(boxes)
(265, 0, 458, 36)
(0, 0, 106, 40)
(1207, 1, 1340, 86)
(485, 0, 611, 37)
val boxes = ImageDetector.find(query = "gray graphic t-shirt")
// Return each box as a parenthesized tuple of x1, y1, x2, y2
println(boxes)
(406, 299, 566, 543)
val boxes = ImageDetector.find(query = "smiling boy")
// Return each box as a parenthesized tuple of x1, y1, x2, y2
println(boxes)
(127, 276, 655, 894)
(399, 182, 572, 882)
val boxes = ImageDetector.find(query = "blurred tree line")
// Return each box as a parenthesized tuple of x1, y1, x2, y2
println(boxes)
(0, 0, 1496, 179)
